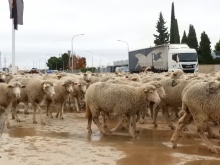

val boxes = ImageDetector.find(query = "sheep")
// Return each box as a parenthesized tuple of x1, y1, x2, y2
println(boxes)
(0, 81, 25, 128)
(170, 81, 220, 154)
(26, 79, 55, 124)
(60, 76, 88, 113)
(45, 79, 75, 119)
(85, 82, 161, 137)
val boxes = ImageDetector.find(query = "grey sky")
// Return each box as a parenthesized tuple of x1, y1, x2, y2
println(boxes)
(0, 0, 220, 70)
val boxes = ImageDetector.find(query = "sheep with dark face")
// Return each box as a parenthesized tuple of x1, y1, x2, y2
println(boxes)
(85, 82, 161, 137)
(0, 81, 25, 128)
(171, 81, 220, 154)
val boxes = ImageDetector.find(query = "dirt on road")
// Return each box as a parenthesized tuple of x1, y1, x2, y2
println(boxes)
(0, 110, 220, 165)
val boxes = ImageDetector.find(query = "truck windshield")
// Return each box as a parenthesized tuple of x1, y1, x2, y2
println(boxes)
(178, 53, 197, 62)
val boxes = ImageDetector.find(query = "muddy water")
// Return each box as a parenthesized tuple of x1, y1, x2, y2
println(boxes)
(1, 112, 220, 165)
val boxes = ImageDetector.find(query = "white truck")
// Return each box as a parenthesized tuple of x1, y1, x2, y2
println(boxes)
(129, 44, 198, 73)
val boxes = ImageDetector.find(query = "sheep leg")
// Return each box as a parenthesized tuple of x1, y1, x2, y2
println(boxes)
(46, 100, 53, 118)
(36, 104, 46, 125)
(86, 105, 92, 134)
(74, 97, 80, 112)
(110, 116, 124, 132)
(206, 125, 219, 139)
(128, 115, 135, 138)
(162, 106, 175, 130)
(170, 112, 192, 148)
(92, 111, 109, 135)
(11, 101, 20, 122)
(24, 102, 29, 115)
(32, 105, 37, 124)
(149, 102, 154, 118)
(4, 109, 11, 129)
(153, 105, 161, 127)
(197, 124, 218, 154)
(59, 104, 64, 120)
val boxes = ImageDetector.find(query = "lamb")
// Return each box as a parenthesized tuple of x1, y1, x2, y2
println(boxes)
(85, 82, 161, 137)
(0, 81, 25, 128)
(170, 81, 220, 154)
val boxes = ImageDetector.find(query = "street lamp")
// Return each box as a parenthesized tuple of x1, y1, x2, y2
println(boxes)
(71, 34, 85, 73)
(117, 40, 130, 69)
(85, 51, 93, 73)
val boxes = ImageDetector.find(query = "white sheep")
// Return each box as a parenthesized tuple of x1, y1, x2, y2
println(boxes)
(85, 82, 161, 137)
(25, 78, 55, 124)
(45, 79, 75, 119)
(171, 81, 220, 154)
(0, 81, 25, 128)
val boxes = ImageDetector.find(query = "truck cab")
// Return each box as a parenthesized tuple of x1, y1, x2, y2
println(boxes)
(168, 44, 198, 73)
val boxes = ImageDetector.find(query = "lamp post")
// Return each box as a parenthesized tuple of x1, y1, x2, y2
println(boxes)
(71, 34, 84, 73)
(117, 40, 129, 69)
(85, 51, 93, 73)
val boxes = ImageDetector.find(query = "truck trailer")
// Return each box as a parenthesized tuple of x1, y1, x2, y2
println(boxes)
(129, 44, 198, 73)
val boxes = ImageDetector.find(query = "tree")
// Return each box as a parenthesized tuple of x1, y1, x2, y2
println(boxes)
(170, 2, 175, 44)
(187, 24, 198, 51)
(153, 12, 170, 45)
(214, 39, 220, 56)
(170, 3, 180, 44)
(68, 55, 86, 70)
(198, 31, 213, 64)
(174, 19, 180, 43)
(181, 31, 188, 44)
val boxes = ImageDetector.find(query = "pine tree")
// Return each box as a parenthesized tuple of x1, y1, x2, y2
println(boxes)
(174, 19, 180, 43)
(170, 2, 175, 43)
(153, 12, 170, 45)
(214, 39, 220, 56)
(198, 31, 213, 64)
(181, 31, 188, 44)
(187, 24, 198, 51)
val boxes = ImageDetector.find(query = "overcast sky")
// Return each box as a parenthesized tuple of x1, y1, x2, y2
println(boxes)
(0, 0, 220, 70)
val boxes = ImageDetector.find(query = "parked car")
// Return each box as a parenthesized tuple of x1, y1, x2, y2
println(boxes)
(29, 68, 39, 74)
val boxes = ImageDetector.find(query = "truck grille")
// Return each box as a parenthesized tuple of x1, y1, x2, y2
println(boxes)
(182, 64, 194, 69)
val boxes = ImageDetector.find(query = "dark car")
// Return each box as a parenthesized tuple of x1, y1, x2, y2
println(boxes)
(29, 68, 39, 74)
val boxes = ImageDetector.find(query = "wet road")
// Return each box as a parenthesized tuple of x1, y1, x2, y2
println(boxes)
(0, 111, 220, 165)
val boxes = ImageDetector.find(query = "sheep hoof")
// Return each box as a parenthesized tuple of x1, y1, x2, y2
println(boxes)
(183, 127, 188, 131)
(153, 123, 158, 128)
(169, 125, 175, 130)
(60, 117, 64, 120)
(33, 121, 37, 124)
(16, 119, 21, 122)
(171, 142, 177, 148)
(12, 116, 15, 120)
(140, 121, 144, 124)
(41, 122, 46, 125)
(24, 111, 29, 115)
(88, 130, 92, 134)
(7, 125, 11, 129)
(50, 116, 54, 118)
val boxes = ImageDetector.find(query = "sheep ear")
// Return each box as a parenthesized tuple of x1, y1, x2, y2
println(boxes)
(62, 83, 66, 86)
(21, 85, 26, 88)
(84, 73, 87, 76)
(73, 82, 78, 85)
(144, 89, 153, 94)
(92, 73, 95, 76)
(78, 84, 82, 86)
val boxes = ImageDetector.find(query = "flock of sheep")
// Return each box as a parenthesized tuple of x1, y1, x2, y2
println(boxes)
(0, 69, 220, 154)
